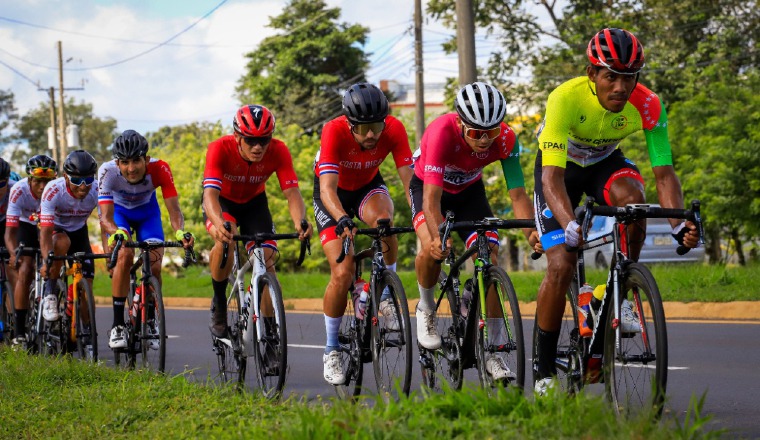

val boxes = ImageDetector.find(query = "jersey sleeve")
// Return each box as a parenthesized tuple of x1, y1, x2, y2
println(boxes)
(537, 88, 573, 168)
(5, 184, 23, 226)
(316, 122, 341, 177)
(97, 164, 114, 205)
(203, 140, 224, 192)
(273, 143, 300, 191)
(387, 118, 413, 169)
(500, 136, 526, 190)
(39, 184, 56, 227)
(644, 102, 674, 167)
(150, 160, 179, 199)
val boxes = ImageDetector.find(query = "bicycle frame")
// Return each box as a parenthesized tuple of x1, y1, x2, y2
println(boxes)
(228, 245, 270, 357)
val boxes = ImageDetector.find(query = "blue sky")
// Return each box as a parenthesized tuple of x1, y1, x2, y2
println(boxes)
(0, 0, 503, 138)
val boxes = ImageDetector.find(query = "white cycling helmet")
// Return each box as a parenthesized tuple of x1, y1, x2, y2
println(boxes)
(455, 82, 507, 130)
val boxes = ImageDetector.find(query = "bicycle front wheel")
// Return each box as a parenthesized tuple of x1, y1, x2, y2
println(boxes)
(76, 278, 98, 363)
(1, 280, 14, 343)
(252, 272, 287, 397)
(604, 263, 667, 418)
(419, 283, 463, 392)
(371, 270, 412, 400)
(141, 277, 166, 372)
(215, 280, 245, 385)
(475, 267, 525, 393)
(335, 291, 364, 400)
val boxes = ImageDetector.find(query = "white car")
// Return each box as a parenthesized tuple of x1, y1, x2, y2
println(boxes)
(587, 206, 705, 269)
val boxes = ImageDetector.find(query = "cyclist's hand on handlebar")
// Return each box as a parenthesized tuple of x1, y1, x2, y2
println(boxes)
(528, 230, 543, 253)
(8, 253, 17, 269)
(209, 221, 233, 244)
(107, 229, 129, 249)
(430, 236, 451, 261)
(334, 215, 356, 239)
(673, 221, 699, 248)
(564, 220, 583, 248)
(297, 220, 313, 241)
(40, 264, 49, 279)
(175, 229, 195, 249)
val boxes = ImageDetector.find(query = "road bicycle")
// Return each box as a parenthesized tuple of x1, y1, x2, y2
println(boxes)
(110, 235, 195, 372)
(418, 213, 534, 394)
(333, 218, 414, 401)
(533, 198, 704, 417)
(0, 247, 14, 344)
(14, 243, 44, 353)
(214, 221, 309, 397)
(43, 250, 113, 362)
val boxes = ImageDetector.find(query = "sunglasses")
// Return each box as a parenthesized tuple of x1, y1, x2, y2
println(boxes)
(462, 124, 501, 141)
(0, 179, 7, 189)
(68, 175, 95, 187)
(29, 167, 57, 179)
(242, 135, 272, 147)
(350, 121, 385, 136)
(599, 59, 644, 75)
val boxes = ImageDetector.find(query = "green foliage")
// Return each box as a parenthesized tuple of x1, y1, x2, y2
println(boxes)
(0, 89, 18, 146)
(236, 0, 370, 131)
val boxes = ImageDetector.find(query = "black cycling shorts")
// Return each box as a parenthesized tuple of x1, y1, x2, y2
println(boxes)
(53, 225, 95, 279)
(203, 192, 276, 250)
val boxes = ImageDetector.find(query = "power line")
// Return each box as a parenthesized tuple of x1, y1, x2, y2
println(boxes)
(0, 57, 39, 86)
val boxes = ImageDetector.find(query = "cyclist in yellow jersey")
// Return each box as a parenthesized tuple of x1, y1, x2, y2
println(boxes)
(532, 28, 700, 395)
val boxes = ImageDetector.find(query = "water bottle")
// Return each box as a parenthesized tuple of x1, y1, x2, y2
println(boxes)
(577, 283, 594, 338)
(589, 284, 605, 326)
(355, 282, 369, 320)
(460, 279, 474, 317)
(131, 286, 142, 319)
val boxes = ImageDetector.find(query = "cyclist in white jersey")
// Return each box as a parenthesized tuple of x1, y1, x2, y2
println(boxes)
(38, 150, 99, 323)
(98, 130, 194, 349)
(5, 155, 57, 347)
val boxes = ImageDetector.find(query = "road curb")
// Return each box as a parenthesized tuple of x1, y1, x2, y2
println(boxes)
(94, 296, 760, 322)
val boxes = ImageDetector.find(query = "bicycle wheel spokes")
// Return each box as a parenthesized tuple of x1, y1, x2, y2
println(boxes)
(141, 278, 166, 373)
(371, 271, 412, 400)
(419, 288, 463, 392)
(76, 279, 98, 363)
(1, 281, 15, 344)
(548, 282, 584, 395)
(335, 294, 364, 400)
(604, 263, 667, 418)
(476, 267, 525, 393)
(252, 273, 287, 397)
(216, 284, 245, 385)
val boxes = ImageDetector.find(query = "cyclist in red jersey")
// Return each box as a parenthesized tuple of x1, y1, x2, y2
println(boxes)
(313, 83, 413, 385)
(203, 104, 312, 337)
(412, 82, 538, 380)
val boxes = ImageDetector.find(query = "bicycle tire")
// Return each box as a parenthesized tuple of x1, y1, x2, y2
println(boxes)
(604, 262, 668, 418)
(114, 291, 137, 369)
(39, 280, 68, 356)
(419, 281, 463, 392)
(25, 286, 40, 354)
(475, 266, 525, 393)
(252, 272, 288, 397)
(1, 281, 14, 343)
(141, 277, 166, 372)
(215, 279, 245, 385)
(75, 278, 98, 363)
(371, 270, 412, 400)
(335, 291, 364, 400)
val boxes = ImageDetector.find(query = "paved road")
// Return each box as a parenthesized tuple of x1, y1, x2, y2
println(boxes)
(91, 308, 760, 438)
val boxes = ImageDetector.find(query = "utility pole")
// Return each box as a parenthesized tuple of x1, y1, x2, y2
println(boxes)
(455, 0, 477, 85)
(57, 41, 67, 167)
(414, 0, 426, 143)
(47, 87, 59, 165)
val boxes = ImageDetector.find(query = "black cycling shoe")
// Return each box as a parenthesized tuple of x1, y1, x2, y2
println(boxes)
(209, 302, 228, 338)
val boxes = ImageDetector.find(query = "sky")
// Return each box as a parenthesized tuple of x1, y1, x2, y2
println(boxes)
(0, 0, 511, 138)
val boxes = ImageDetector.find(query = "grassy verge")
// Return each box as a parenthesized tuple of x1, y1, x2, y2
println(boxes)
(0, 348, 717, 439)
(92, 262, 760, 303)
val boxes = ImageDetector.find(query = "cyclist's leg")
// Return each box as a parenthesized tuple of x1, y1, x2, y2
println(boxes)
(108, 204, 136, 348)
(42, 230, 71, 322)
(12, 222, 39, 345)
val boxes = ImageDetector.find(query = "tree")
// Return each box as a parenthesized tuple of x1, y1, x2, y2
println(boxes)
(0, 89, 18, 147)
(236, 0, 370, 132)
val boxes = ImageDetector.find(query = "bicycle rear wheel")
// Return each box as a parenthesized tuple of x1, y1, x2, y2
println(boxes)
(252, 272, 287, 397)
(215, 281, 245, 385)
(475, 267, 525, 393)
(1, 281, 14, 343)
(604, 263, 667, 418)
(419, 283, 463, 392)
(39, 280, 68, 356)
(371, 270, 412, 400)
(335, 291, 364, 400)
(141, 277, 166, 372)
(75, 278, 98, 363)
(25, 287, 40, 354)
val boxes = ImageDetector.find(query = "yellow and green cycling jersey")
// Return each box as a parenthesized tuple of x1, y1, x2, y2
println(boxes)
(537, 76, 673, 168)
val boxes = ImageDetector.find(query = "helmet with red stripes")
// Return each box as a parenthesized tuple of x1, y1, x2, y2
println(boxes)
(232, 105, 275, 137)
(587, 28, 645, 75)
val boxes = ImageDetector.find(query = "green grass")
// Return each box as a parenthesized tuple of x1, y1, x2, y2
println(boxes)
(0, 348, 718, 439)
(92, 262, 760, 303)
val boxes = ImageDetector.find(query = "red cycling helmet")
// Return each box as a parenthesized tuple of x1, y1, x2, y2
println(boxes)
(587, 28, 645, 75)
(232, 105, 275, 137)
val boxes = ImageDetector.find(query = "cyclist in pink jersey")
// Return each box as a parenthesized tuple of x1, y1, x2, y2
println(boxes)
(314, 83, 413, 385)
(99, 130, 194, 349)
(411, 82, 538, 379)
(203, 104, 312, 337)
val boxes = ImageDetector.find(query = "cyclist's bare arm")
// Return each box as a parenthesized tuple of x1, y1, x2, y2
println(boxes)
(98, 203, 120, 237)
(202, 187, 233, 243)
(421, 182, 449, 261)
(39, 225, 55, 278)
(652, 165, 698, 246)
(397, 165, 414, 208)
(4, 225, 18, 267)
(509, 186, 540, 247)
(542, 165, 576, 232)
(163, 196, 184, 233)
(282, 186, 313, 239)
(318, 173, 354, 239)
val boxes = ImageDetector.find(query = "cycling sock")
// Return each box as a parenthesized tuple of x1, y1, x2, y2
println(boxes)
(417, 282, 436, 312)
(487, 318, 508, 346)
(386, 262, 396, 272)
(212, 279, 228, 306)
(324, 315, 342, 353)
(15, 309, 27, 336)
(112, 297, 125, 327)
(535, 326, 560, 379)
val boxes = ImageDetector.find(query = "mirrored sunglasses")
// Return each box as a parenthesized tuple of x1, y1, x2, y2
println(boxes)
(29, 167, 57, 179)
(599, 58, 644, 75)
(69, 175, 95, 186)
(242, 135, 272, 147)
(462, 124, 501, 141)
(350, 121, 385, 136)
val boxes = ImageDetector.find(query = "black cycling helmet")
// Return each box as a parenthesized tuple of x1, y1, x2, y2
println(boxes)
(64, 150, 98, 176)
(0, 158, 10, 180)
(455, 82, 507, 130)
(112, 129, 149, 159)
(342, 83, 389, 124)
(587, 28, 645, 75)
(26, 154, 57, 176)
